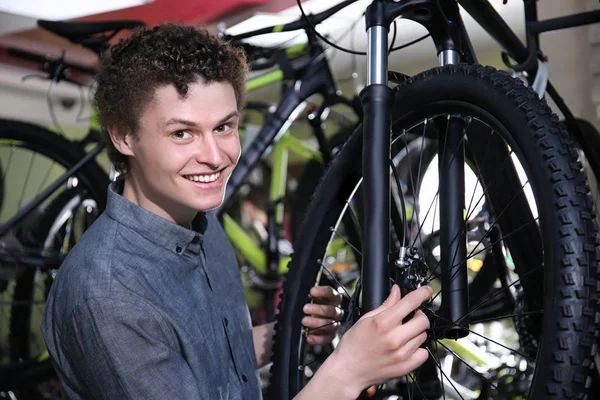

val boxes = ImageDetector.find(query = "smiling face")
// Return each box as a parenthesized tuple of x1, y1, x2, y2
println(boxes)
(109, 79, 241, 226)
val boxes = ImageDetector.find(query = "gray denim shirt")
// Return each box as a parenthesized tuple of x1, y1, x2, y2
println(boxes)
(41, 181, 261, 399)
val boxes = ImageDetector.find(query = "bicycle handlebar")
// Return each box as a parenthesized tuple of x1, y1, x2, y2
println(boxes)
(7, 47, 96, 83)
(225, 0, 356, 42)
(225, 0, 357, 72)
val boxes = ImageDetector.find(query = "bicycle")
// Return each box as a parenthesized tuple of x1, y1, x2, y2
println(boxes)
(0, 17, 360, 395)
(264, 0, 600, 399)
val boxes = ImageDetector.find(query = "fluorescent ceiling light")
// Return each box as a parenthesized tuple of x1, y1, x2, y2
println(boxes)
(0, 0, 150, 21)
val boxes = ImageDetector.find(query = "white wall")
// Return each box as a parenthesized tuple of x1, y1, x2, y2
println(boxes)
(0, 62, 92, 134)
(538, 0, 597, 127)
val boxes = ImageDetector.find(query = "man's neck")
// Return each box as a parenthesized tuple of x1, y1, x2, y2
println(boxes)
(121, 176, 197, 228)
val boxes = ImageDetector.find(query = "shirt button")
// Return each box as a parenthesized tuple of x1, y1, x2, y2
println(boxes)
(175, 246, 182, 253)
(242, 374, 248, 383)
(223, 317, 229, 327)
(191, 236, 200, 244)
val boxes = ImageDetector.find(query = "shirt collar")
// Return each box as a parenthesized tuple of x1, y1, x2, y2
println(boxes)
(105, 180, 207, 255)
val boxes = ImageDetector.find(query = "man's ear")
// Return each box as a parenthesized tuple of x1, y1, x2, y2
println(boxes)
(107, 126, 135, 157)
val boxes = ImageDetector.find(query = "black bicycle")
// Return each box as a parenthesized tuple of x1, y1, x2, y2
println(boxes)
(268, 0, 600, 399)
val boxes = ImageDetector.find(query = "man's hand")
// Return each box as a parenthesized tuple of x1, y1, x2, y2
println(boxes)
(293, 284, 434, 400)
(302, 286, 344, 345)
(329, 284, 433, 396)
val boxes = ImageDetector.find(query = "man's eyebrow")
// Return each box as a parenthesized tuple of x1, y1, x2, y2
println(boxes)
(163, 111, 239, 128)
(164, 118, 198, 128)
(217, 111, 239, 124)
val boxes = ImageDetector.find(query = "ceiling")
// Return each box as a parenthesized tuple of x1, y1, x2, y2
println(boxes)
(0, 0, 305, 70)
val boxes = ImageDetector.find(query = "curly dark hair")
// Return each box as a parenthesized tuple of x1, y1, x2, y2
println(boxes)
(94, 23, 248, 174)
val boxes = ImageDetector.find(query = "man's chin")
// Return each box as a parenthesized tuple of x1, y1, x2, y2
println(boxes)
(193, 199, 224, 212)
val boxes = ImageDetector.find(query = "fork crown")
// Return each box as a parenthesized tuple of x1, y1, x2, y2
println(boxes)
(365, 0, 461, 55)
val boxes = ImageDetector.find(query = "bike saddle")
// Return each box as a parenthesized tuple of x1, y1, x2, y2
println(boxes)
(38, 20, 146, 53)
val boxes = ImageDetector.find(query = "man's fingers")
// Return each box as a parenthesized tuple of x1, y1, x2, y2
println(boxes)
(401, 331, 428, 359)
(397, 348, 429, 376)
(307, 333, 336, 345)
(393, 310, 430, 337)
(362, 284, 401, 319)
(302, 316, 339, 333)
(310, 286, 343, 306)
(304, 303, 344, 321)
(382, 286, 433, 325)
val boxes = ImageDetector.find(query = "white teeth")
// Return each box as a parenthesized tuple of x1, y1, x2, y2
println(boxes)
(186, 171, 220, 183)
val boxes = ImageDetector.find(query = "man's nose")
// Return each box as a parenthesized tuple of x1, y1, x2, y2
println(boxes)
(195, 133, 223, 167)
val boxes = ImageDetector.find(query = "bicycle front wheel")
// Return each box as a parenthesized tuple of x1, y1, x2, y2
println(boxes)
(270, 64, 599, 399)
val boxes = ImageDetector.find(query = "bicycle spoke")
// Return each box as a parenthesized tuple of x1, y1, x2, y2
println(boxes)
(408, 372, 428, 400)
(410, 190, 439, 251)
(305, 320, 340, 334)
(464, 218, 539, 262)
(412, 130, 429, 259)
(470, 309, 543, 324)
(3, 145, 15, 182)
(432, 135, 527, 286)
(426, 161, 520, 282)
(329, 226, 361, 257)
(17, 151, 37, 214)
(398, 116, 467, 252)
(35, 161, 58, 198)
(426, 216, 539, 283)
(390, 160, 408, 247)
(428, 315, 446, 400)
(401, 128, 420, 250)
(465, 328, 533, 361)
(317, 260, 352, 300)
(427, 177, 530, 290)
(434, 261, 543, 338)
(427, 347, 464, 400)
(427, 306, 534, 363)
(415, 131, 517, 283)
(435, 339, 498, 390)
(464, 124, 495, 218)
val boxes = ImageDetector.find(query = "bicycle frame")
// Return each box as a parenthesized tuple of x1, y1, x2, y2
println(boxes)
(458, 0, 600, 182)
(219, 37, 359, 320)
(222, 42, 358, 207)
(222, 133, 323, 276)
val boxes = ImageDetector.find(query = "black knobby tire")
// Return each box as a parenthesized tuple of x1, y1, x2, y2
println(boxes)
(568, 118, 600, 394)
(0, 119, 108, 390)
(270, 65, 599, 399)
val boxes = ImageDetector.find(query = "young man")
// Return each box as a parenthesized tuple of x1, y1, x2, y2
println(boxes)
(42, 24, 432, 399)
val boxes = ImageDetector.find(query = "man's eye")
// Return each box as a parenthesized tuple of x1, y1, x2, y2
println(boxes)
(215, 124, 230, 133)
(173, 130, 191, 139)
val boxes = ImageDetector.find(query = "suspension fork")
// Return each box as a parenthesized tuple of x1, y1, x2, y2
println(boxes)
(361, 1, 470, 332)
(361, 8, 393, 313)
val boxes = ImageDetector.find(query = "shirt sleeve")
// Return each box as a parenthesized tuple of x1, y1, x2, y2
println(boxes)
(63, 297, 204, 399)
